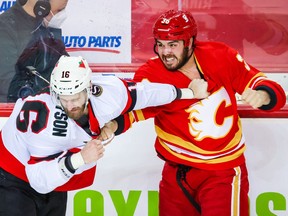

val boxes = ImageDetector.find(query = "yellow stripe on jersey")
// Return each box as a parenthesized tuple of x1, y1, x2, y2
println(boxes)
(133, 109, 145, 121)
(231, 167, 241, 216)
(194, 56, 204, 75)
(244, 72, 266, 91)
(155, 119, 243, 155)
(158, 138, 246, 164)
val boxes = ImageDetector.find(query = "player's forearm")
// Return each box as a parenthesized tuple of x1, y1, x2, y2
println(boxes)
(26, 159, 69, 194)
(134, 82, 194, 110)
(25, 150, 97, 194)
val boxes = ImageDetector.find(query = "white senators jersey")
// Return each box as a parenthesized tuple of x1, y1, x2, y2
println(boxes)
(0, 75, 179, 194)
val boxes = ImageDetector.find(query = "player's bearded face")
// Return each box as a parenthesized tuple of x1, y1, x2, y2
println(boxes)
(59, 91, 88, 120)
(156, 40, 190, 71)
(64, 103, 86, 120)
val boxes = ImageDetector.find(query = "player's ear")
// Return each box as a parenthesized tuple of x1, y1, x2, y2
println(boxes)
(187, 37, 193, 48)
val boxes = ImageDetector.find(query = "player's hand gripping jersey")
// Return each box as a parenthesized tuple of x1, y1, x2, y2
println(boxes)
(116, 41, 286, 170)
(0, 75, 183, 194)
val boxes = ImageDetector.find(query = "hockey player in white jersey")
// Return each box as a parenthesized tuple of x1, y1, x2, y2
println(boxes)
(0, 55, 196, 216)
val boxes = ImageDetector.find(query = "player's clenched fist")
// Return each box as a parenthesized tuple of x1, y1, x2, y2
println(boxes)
(189, 79, 210, 99)
(81, 139, 105, 164)
(241, 88, 270, 109)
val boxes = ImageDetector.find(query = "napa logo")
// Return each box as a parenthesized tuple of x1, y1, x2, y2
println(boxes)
(62, 35, 122, 54)
(0, 0, 16, 13)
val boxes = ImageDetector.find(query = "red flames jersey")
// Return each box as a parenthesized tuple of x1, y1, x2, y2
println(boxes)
(125, 41, 286, 170)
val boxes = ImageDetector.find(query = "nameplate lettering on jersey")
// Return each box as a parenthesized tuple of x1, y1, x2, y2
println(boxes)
(53, 105, 68, 137)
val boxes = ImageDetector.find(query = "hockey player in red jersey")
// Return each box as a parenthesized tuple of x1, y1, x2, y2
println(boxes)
(0, 55, 197, 216)
(102, 10, 286, 216)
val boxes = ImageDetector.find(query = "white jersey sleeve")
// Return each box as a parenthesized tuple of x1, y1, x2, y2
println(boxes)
(90, 76, 178, 126)
(133, 80, 178, 110)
